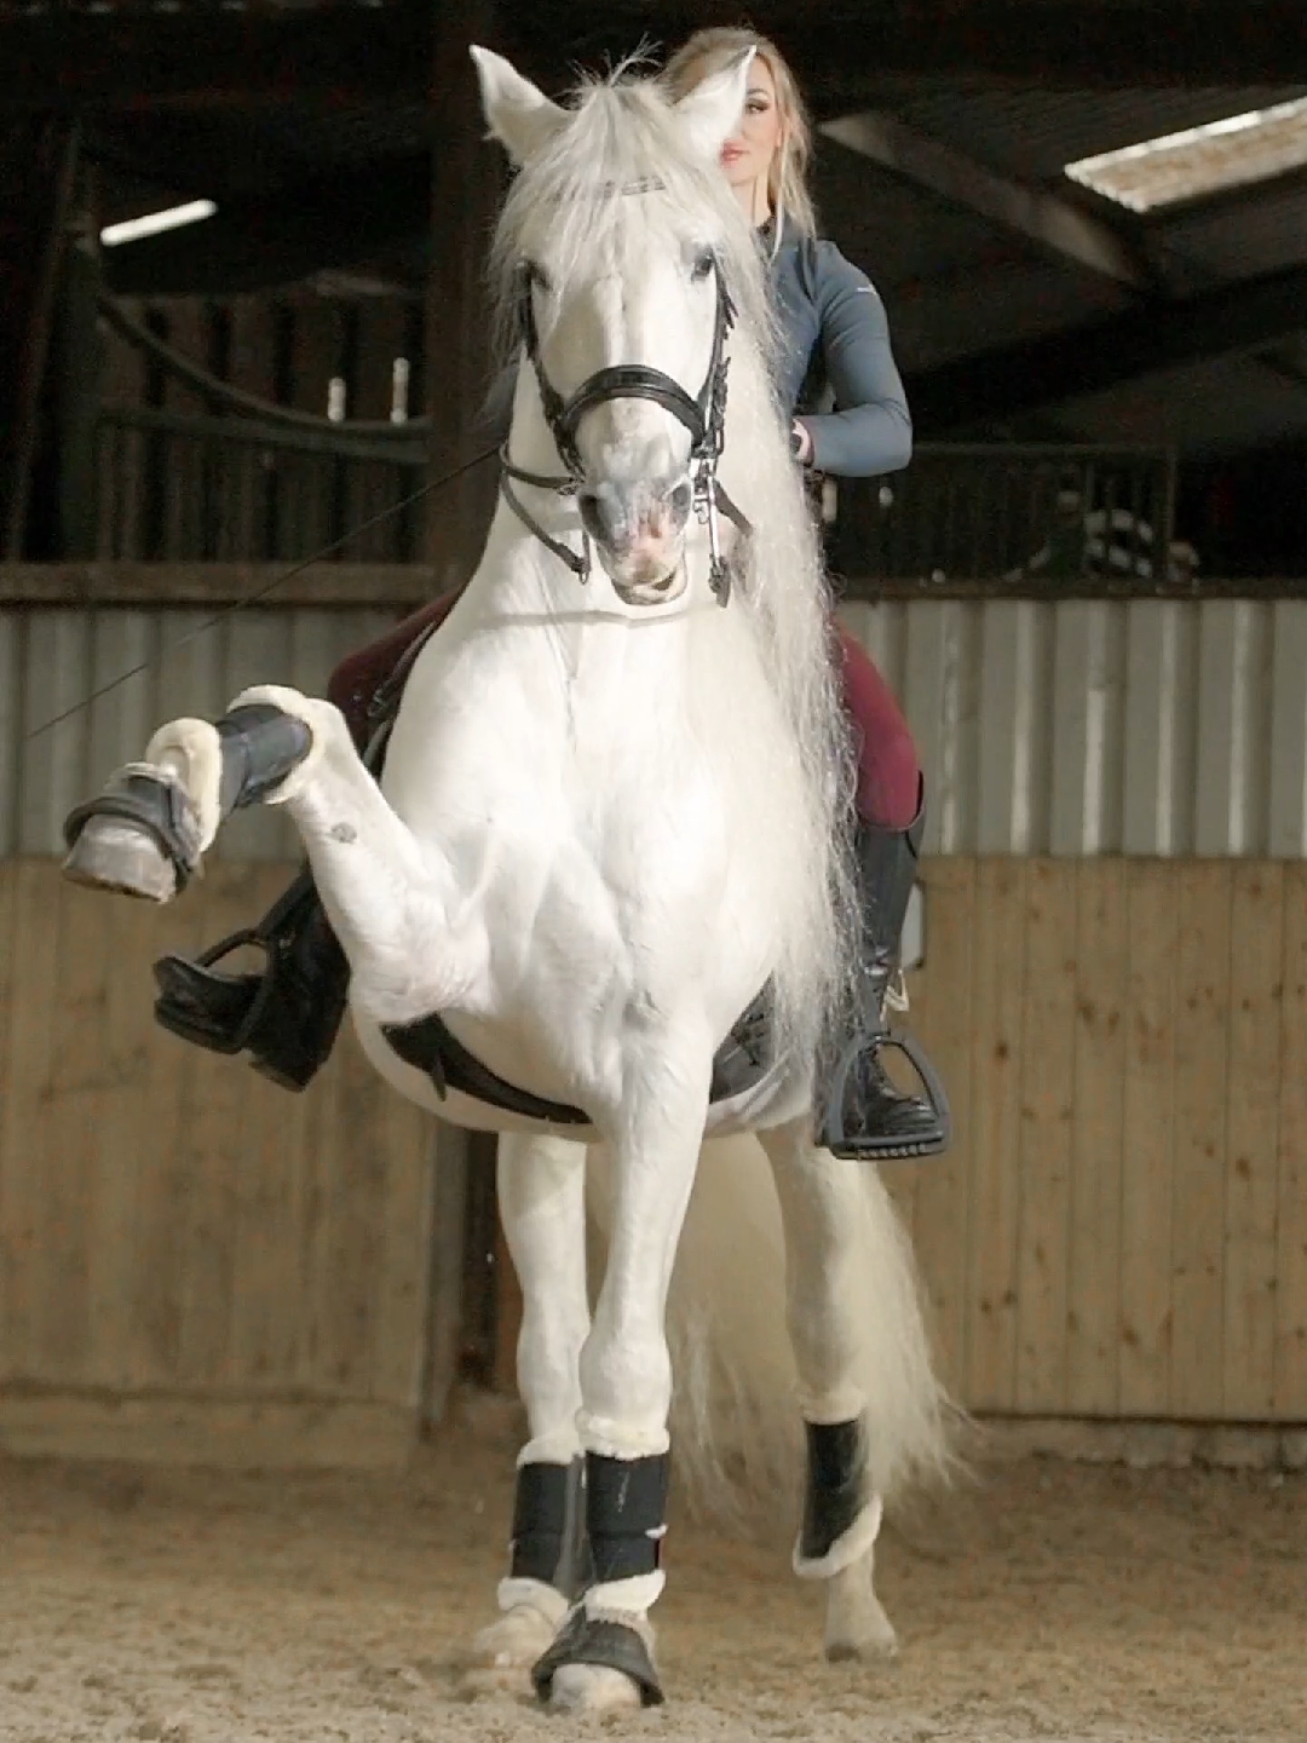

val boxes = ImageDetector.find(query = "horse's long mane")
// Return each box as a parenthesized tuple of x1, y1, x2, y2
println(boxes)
(489, 70, 859, 1068)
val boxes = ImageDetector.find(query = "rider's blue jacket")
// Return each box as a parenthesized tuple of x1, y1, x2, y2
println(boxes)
(769, 224, 913, 479)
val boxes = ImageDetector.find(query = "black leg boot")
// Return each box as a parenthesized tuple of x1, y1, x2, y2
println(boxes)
(818, 793, 950, 1161)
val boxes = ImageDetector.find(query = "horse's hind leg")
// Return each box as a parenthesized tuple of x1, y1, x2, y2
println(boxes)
(463, 1132, 591, 1696)
(756, 1119, 899, 1662)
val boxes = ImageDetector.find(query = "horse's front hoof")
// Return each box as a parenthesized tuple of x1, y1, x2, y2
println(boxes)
(63, 813, 180, 902)
(547, 1663, 645, 1716)
(532, 1609, 664, 1710)
(460, 1601, 559, 1699)
(62, 764, 202, 902)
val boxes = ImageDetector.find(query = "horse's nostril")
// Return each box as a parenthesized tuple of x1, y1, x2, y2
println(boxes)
(670, 480, 693, 519)
(578, 491, 607, 544)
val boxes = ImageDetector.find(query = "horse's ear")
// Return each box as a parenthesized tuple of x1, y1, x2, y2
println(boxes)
(671, 47, 755, 162)
(470, 46, 566, 165)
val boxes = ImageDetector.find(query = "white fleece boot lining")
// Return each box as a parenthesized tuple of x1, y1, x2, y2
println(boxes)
(142, 719, 224, 853)
(792, 1493, 884, 1581)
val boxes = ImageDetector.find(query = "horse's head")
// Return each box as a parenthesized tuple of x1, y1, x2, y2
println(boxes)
(473, 46, 762, 606)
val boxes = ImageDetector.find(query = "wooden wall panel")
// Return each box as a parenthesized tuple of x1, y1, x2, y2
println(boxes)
(484, 852, 1307, 1431)
(1275, 863, 1307, 1415)
(1065, 858, 1128, 1415)
(3, 851, 1305, 1461)
(964, 858, 1028, 1409)
(1169, 862, 1232, 1418)
(1117, 860, 1178, 1415)
(1223, 863, 1284, 1417)
(1014, 859, 1078, 1413)
(905, 854, 1306, 1423)
(0, 858, 435, 1462)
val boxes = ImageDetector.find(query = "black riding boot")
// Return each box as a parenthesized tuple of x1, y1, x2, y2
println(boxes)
(147, 697, 406, 1094)
(153, 867, 349, 1092)
(818, 797, 950, 1161)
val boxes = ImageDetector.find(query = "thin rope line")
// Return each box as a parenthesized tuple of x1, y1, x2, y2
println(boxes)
(24, 446, 497, 745)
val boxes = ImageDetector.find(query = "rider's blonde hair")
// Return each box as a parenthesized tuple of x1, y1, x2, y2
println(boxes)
(662, 27, 817, 242)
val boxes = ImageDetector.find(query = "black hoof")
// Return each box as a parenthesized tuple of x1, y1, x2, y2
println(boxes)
(531, 1608, 664, 1708)
(62, 765, 203, 901)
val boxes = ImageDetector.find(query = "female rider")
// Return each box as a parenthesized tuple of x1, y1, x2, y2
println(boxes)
(155, 28, 947, 1161)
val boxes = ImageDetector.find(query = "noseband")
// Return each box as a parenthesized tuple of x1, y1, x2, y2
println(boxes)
(499, 241, 750, 606)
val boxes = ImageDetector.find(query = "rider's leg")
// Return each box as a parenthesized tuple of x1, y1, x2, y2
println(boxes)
(152, 589, 466, 1089)
(818, 627, 948, 1160)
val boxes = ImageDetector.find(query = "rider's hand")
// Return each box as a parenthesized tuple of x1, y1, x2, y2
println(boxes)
(790, 420, 814, 466)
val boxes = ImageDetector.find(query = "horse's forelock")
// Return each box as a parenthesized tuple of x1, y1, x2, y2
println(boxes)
(488, 73, 776, 375)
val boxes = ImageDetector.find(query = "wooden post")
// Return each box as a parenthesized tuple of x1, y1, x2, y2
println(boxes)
(51, 230, 105, 562)
(424, 0, 505, 591)
(0, 118, 80, 558)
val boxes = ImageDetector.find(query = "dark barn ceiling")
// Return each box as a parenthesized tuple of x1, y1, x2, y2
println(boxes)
(10, 2, 1307, 458)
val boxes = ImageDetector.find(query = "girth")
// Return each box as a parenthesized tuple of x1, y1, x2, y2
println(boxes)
(382, 982, 774, 1125)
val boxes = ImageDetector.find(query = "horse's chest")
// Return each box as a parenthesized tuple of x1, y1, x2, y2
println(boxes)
(504, 771, 729, 981)
(394, 710, 728, 988)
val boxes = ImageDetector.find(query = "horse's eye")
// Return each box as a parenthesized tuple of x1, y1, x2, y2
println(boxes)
(524, 260, 552, 294)
(691, 251, 715, 283)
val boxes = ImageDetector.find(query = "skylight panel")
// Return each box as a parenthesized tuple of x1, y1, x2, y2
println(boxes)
(101, 200, 217, 247)
(1065, 97, 1307, 212)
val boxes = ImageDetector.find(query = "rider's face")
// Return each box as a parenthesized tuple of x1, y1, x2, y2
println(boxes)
(717, 58, 785, 199)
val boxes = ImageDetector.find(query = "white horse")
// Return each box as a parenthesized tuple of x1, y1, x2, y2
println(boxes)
(63, 49, 947, 1716)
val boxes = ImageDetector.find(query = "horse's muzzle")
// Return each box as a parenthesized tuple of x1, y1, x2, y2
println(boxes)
(579, 477, 692, 605)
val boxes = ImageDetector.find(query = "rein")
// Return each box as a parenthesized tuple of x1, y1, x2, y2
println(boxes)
(499, 243, 752, 607)
(25, 448, 496, 746)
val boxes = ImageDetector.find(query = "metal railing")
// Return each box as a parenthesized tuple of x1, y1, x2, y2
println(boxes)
(828, 443, 1181, 589)
(94, 404, 427, 564)
(91, 395, 1181, 592)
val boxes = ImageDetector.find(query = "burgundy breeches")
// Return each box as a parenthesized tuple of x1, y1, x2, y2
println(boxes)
(329, 592, 922, 831)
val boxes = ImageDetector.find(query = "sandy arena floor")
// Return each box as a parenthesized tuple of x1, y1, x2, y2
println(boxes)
(1, 1401, 1304, 1743)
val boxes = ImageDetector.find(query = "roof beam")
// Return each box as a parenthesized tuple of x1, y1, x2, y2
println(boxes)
(906, 261, 1307, 432)
(7, 2, 1307, 111)
(820, 111, 1158, 292)
(0, 4, 432, 111)
(514, 1, 1307, 93)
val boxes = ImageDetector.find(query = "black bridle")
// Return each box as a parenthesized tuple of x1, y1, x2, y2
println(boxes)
(499, 248, 751, 606)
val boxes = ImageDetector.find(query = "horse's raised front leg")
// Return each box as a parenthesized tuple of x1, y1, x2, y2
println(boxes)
(63, 685, 477, 1025)
(464, 1132, 591, 1697)
(63, 698, 312, 902)
(756, 1119, 900, 1663)
(531, 1046, 712, 1717)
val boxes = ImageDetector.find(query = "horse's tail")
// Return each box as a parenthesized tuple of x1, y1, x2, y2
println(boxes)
(588, 1134, 951, 1530)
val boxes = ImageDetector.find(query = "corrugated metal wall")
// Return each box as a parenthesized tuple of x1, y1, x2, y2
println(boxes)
(0, 607, 397, 860)
(842, 596, 1307, 857)
(4, 597, 1307, 860)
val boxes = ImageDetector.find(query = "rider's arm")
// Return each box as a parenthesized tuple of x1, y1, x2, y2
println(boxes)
(795, 244, 912, 479)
